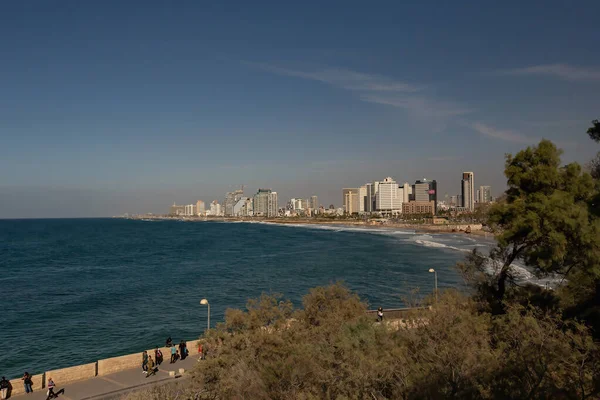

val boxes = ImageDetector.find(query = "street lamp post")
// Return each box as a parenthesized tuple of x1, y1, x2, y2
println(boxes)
(428, 268, 438, 303)
(200, 299, 210, 331)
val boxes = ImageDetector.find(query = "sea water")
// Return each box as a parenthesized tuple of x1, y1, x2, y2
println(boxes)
(0, 218, 486, 378)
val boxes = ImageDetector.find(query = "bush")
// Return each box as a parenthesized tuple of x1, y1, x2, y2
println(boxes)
(125, 284, 596, 400)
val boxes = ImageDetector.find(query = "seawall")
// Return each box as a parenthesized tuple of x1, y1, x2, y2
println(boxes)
(7, 339, 201, 396)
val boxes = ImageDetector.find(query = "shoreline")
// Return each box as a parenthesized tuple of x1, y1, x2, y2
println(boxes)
(122, 215, 492, 237)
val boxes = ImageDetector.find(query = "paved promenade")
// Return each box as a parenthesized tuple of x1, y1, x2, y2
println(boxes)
(11, 355, 200, 400)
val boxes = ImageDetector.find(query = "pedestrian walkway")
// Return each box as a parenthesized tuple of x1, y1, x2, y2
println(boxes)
(10, 355, 200, 400)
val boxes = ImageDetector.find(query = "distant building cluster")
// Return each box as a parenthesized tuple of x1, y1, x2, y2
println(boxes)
(444, 173, 494, 212)
(344, 177, 437, 216)
(169, 187, 279, 218)
(167, 171, 494, 218)
(345, 172, 493, 216)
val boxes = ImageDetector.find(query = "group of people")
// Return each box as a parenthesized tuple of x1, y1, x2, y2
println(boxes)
(0, 373, 64, 400)
(142, 337, 195, 377)
(165, 337, 190, 363)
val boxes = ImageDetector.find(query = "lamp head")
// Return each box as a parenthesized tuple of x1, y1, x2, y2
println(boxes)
(428, 268, 435, 273)
(200, 299, 209, 305)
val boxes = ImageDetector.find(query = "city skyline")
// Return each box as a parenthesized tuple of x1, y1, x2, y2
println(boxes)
(1, 2, 599, 218)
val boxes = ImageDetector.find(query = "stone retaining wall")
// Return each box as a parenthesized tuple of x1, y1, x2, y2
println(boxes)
(8, 373, 44, 396)
(46, 362, 97, 385)
(6, 338, 200, 393)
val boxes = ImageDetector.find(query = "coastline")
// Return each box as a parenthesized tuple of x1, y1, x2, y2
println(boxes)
(263, 218, 487, 236)
(121, 215, 491, 237)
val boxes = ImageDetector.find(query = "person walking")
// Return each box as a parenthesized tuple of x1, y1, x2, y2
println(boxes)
(22, 372, 33, 394)
(0, 376, 9, 400)
(46, 377, 56, 399)
(142, 351, 148, 374)
(170, 344, 177, 364)
(155, 346, 163, 365)
(377, 307, 384, 322)
(145, 356, 156, 378)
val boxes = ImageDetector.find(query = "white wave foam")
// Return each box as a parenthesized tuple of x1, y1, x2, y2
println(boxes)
(414, 239, 471, 253)
(272, 223, 416, 236)
(412, 234, 433, 241)
(415, 239, 448, 249)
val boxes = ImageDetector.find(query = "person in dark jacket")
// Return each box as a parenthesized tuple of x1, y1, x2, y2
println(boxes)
(0, 376, 9, 400)
(22, 372, 33, 394)
(179, 341, 186, 360)
(142, 351, 148, 374)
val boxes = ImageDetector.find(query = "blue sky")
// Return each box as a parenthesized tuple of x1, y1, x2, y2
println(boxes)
(1, 1, 599, 217)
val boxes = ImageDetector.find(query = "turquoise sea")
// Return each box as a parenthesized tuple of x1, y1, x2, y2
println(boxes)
(0, 218, 488, 379)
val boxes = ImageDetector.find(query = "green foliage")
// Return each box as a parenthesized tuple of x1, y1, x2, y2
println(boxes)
(463, 140, 600, 312)
(588, 119, 600, 143)
(125, 285, 598, 400)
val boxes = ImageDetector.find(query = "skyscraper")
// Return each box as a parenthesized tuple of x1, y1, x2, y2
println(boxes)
(375, 177, 402, 214)
(310, 195, 318, 209)
(209, 200, 222, 216)
(358, 186, 367, 213)
(365, 183, 373, 213)
(402, 182, 410, 203)
(184, 204, 196, 216)
(479, 186, 492, 203)
(253, 189, 278, 217)
(196, 200, 205, 215)
(461, 172, 475, 211)
(224, 189, 244, 216)
(342, 188, 360, 214)
(372, 181, 380, 211)
(413, 179, 438, 214)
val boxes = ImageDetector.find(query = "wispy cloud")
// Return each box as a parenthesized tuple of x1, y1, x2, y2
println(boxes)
(362, 94, 473, 117)
(248, 62, 423, 92)
(470, 122, 536, 144)
(499, 64, 600, 82)
(249, 62, 473, 120)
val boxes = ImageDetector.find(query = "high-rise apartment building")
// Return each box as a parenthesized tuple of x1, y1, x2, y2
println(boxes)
(184, 204, 196, 216)
(224, 189, 244, 216)
(209, 200, 222, 216)
(342, 188, 360, 214)
(413, 180, 430, 202)
(375, 177, 403, 214)
(365, 183, 373, 212)
(358, 186, 367, 213)
(233, 198, 253, 216)
(372, 181, 380, 211)
(254, 189, 278, 217)
(310, 195, 318, 209)
(478, 186, 492, 204)
(413, 179, 438, 214)
(402, 182, 410, 203)
(196, 200, 205, 215)
(461, 172, 475, 211)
